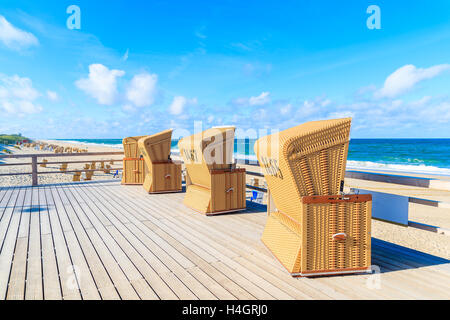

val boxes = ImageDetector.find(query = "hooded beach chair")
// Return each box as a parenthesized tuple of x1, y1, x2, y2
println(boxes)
(122, 135, 148, 185)
(137, 129, 182, 193)
(254, 118, 372, 277)
(178, 126, 246, 215)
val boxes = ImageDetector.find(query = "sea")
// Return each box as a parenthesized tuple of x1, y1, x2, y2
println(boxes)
(54, 138, 450, 176)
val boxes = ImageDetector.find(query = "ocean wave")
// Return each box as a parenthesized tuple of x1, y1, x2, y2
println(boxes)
(53, 140, 124, 149)
(347, 160, 450, 176)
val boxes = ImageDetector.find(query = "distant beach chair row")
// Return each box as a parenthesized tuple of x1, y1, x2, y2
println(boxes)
(22, 142, 88, 153)
(120, 118, 372, 278)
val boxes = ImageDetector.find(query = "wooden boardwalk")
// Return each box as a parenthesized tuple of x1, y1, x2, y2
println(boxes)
(0, 180, 449, 300)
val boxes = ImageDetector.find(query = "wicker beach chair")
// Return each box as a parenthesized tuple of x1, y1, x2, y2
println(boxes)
(40, 159, 48, 168)
(254, 118, 372, 277)
(73, 171, 81, 182)
(84, 170, 93, 181)
(59, 163, 68, 172)
(122, 136, 148, 185)
(137, 129, 182, 193)
(178, 127, 246, 215)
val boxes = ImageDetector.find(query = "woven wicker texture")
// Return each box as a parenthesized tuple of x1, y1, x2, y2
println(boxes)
(138, 129, 172, 162)
(137, 129, 182, 193)
(256, 119, 372, 276)
(121, 159, 147, 184)
(178, 127, 246, 214)
(301, 200, 371, 274)
(122, 135, 146, 158)
(254, 118, 351, 222)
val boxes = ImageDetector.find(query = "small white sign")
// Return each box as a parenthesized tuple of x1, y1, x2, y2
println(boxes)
(352, 188, 409, 225)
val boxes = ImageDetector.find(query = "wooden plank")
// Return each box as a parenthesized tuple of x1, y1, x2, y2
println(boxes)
(0, 188, 24, 299)
(4, 191, 27, 302)
(55, 186, 120, 300)
(69, 184, 177, 300)
(66, 185, 170, 300)
(25, 186, 43, 299)
(86, 187, 209, 299)
(6, 238, 27, 300)
(45, 186, 81, 300)
(99, 182, 351, 299)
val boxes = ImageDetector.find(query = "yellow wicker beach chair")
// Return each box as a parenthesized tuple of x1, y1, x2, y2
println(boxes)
(178, 127, 246, 215)
(60, 163, 68, 172)
(40, 159, 48, 168)
(137, 129, 182, 193)
(254, 118, 372, 277)
(73, 171, 81, 182)
(122, 135, 148, 185)
(84, 170, 93, 181)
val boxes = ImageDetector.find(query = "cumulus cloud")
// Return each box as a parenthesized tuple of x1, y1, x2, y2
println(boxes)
(47, 90, 58, 101)
(169, 96, 197, 115)
(327, 111, 355, 119)
(0, 15, 39, 50)
(280, 103, 292, 115)
(126, 73, 158, 107)
(122, 48, 129, 61)
(0, 74, 42, 114)
(376, 64, 450, 98)
(76, 64, 125, 105)
(233, 91, 271, 106)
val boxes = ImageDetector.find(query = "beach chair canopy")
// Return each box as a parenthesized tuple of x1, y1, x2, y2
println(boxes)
(138, 129, 173, 164)
(178, 126, 245, 214)
(122, 135, 146, 158)
(178, 127, 235, 188)
(254, 118, 352, 222)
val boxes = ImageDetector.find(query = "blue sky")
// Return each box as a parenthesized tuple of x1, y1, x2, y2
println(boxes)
(1, 0, 450, 139)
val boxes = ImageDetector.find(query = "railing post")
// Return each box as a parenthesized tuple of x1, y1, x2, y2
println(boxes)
(245, 137, 249, 165)
(31, 155, 38, 186)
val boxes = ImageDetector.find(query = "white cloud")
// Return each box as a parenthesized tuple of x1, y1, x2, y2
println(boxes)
(410, 96, 431, 108)
(126, 73, 158, 107)
(47, 90, 58, 101)
(321, 99, 331, 107)
(122, 104, 135, 112)
(249, 92, 270, 106)
(280, 103, 292, 115)
(376, 64, 450, 98)
(327, 111, 355, 119)
(0, 74, 42, 114)
(233, 91, 271, 106)
(75, 64, 125, 105)
(122, 49, 129, 61)
(0, 15, 39, 50)
(169, 96, 197, 115)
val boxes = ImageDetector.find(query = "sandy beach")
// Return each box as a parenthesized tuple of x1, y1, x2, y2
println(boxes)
(1, 139, 450, 260)
(0, 140, 123, 186)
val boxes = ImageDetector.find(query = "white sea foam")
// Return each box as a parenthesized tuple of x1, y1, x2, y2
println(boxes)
(347, 160, 450, 176)
(53, 140, 124, 149)
(53, 142, 450, 176)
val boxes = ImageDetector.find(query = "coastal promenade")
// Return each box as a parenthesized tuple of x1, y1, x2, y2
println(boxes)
(1, 180, 449, 300)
